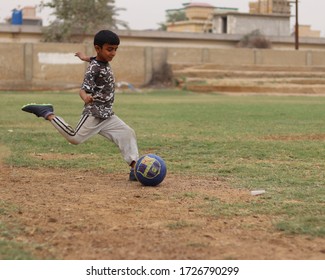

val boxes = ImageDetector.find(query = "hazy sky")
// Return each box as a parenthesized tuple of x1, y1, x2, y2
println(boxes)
(1, 0, 324, 36)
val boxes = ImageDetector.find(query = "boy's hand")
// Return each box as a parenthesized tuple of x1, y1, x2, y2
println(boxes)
(75, 52, 90, 62)
(79, 89, 93, 104)
(83, 95, 94, 104)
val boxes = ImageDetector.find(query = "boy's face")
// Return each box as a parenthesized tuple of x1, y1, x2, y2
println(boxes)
(95, 43, 118, 62)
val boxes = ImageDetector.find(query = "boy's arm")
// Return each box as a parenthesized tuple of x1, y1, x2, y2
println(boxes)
(80, 59, 98, 103)
(75, 52, 92, 62)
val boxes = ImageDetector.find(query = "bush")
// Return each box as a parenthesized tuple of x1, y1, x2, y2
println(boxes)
(237, 29, 272, 49)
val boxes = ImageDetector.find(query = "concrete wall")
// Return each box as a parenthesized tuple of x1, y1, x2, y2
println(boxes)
(0, 43, 25, 80)
(166, 47, 325, 68)
(2, 42, 325, 91)
(2, 25, 325, 50)
(2, 43, 86, 90)
(1, 42, 160, 90)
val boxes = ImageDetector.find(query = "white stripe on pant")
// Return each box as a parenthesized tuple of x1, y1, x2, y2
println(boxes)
(50, 114, 139, 165)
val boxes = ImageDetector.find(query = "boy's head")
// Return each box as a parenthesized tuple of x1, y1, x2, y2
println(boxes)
(94, 30, 120, 47)
(93, 30, 120, 62)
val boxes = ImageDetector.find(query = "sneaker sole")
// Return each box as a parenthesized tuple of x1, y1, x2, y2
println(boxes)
(21, 103, 53, 110)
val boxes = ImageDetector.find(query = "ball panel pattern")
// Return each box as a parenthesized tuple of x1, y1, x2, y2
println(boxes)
(135, 154, 167, 186)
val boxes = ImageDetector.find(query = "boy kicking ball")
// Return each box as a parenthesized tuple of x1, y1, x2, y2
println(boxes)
(22, 30, 139, 181)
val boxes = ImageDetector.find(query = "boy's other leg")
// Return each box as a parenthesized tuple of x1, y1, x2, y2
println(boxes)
(99, 115, 139, 165)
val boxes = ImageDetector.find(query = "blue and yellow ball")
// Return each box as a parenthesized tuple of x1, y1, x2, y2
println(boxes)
(135, 154, 167, 186)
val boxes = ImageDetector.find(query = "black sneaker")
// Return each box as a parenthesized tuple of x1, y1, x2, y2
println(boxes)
(129, 168, 137, 181)
(22, 103, 54, 119)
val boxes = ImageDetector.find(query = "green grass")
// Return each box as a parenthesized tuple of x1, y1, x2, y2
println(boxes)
(0, 200, 36, 260)
(1, 89, 325, 257)
(0, 240, 35, 260)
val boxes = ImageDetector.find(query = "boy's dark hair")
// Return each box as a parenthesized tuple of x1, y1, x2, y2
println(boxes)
(94, 30, 120, 47)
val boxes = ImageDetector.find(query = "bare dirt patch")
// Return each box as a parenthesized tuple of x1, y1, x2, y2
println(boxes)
(1, 164, 324, 260)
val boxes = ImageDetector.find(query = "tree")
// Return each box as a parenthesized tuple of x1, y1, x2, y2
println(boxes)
(166, 9, 187, 23)
(158, 9, 187, 31)
(40, 0, 128, 42)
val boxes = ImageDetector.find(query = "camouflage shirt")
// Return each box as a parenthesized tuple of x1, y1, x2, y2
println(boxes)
(81, 59, 115, 119)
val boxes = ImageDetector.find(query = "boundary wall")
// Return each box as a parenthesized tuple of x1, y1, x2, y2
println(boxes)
(2, 42, 325, 90)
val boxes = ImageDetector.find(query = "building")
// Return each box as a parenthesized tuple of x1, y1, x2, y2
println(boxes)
(212, 0, 291, 37)
(212, 0, 291, 36)
(6, 6, 42, 26)
(249, 0, 290, 15)
(296, 25, 321, 38)
(166, 2, 237, 33)
(247, 0, 320, 38)
(212, 12, 290, 37)
(165, 2, 290, 37)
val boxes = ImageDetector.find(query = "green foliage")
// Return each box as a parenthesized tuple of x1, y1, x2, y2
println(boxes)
(40, 0, 128, 42)
(158, 9, 187, 31)
(165, 9, 187, 23)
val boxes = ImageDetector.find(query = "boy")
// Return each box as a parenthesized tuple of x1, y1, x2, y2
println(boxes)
(22, 30, 139, 181)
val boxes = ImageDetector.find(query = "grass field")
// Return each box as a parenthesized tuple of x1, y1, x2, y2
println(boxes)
(1, 89, 325, 259)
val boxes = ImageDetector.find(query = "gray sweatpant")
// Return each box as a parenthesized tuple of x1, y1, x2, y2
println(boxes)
(50, 114, 139, 165)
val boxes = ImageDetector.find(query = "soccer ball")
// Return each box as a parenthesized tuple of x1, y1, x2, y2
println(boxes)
(135, 154, 167, 186)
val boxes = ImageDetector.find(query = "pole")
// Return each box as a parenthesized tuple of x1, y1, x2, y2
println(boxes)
(295, 0, 299, 50)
